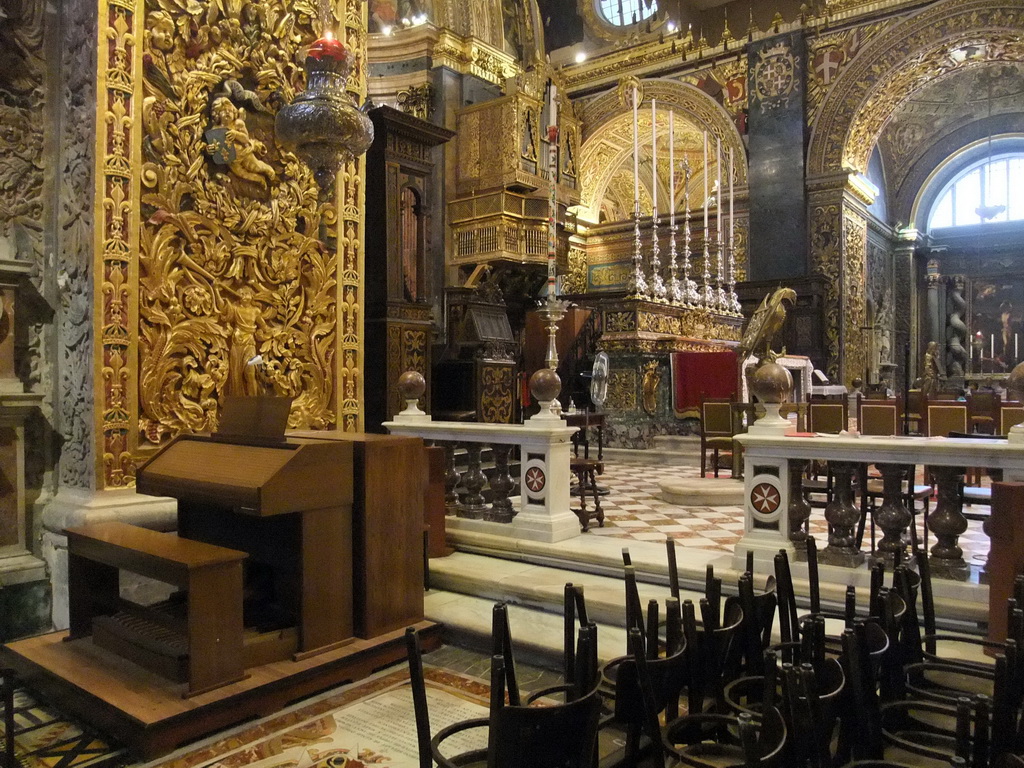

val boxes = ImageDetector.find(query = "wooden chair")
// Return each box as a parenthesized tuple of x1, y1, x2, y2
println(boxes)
(701, 399, 735, 478)
(779, 401, 808, 432)
(924, 400, 969, 438)
(909, 387, 925, 436)
(804, 398, 850, 506)
(569, 457, 604, 532)
(1001, 402, 1024, 435)
(968, 390, 1002, 434)
(598, 568, 688, 765)
(855, 398, 931, 551)
(405, 613, 602, 768)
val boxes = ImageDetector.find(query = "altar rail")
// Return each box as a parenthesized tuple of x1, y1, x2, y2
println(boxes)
(733, 432, 1024, 580)
(384, 417, 580, 543)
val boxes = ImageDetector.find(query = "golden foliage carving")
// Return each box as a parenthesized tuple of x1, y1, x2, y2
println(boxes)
(137, 0, 340, 446)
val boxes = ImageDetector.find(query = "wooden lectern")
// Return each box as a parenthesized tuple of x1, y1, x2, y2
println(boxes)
(135, 434, 355, 666)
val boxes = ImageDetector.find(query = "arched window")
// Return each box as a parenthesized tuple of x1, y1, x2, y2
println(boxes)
(928, 153, 1024, 229)
(597, 0, 657, 27)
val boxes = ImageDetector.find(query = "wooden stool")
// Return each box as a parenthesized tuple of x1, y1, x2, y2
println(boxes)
(570, 457, 605, 532)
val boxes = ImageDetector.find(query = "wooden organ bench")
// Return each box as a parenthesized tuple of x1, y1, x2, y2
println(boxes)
(65, 521, 248, 696)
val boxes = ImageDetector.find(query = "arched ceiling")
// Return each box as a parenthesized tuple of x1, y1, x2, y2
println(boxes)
(879, 61, 1024, 195)
(583, 107, 721, 223)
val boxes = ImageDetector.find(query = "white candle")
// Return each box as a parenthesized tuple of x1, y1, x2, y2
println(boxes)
(703, 130, 708, 231)
(669, 110, 675, 216)
(992, 334, 996, 358)
(729, 148, 734, 245)
(1016, 333, 1019, 360)
(549, 82, 557, 127)
(716, 137, 722, 219)
(633, 86, 640, 214)
(651, 98, 657, 213)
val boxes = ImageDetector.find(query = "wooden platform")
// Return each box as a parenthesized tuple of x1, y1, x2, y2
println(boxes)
(0, 620, 442, 760)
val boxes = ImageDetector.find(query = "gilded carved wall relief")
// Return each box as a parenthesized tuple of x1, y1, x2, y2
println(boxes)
(842, 211, 868, 384)
(137, 1, 353, 452)
(809, 201, 841, 380)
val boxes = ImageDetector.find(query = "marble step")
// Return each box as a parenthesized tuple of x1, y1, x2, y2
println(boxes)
(428, 551, 707, 630)
(444, 530, 989, 628)
(424, 589, 632, 667)
(603, 435, 701, 466)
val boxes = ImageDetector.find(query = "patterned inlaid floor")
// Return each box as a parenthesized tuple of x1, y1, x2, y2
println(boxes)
(582, 461, 991, 567)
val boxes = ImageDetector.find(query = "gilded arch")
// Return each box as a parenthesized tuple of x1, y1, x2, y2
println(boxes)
(808, 0, 1024, 176)
(578, 78, 747, 223)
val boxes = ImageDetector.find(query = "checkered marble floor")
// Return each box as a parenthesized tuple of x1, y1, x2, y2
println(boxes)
(581, 462, 991, 567)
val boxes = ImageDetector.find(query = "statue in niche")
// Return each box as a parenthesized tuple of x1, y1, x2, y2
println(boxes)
(223, 286, 273, 397)
(921, 340, 944, 397)
(641, 360, 661, 416)
(205, 96, 276, 195)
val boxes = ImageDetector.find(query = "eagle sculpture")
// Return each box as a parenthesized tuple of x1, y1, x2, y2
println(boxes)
(739, 287, 798, 364)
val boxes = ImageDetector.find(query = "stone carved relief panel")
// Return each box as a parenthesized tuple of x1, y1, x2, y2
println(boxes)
(59, 0, 98, 489)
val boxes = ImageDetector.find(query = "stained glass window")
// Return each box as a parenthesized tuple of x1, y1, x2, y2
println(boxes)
(929, 154, 1024, 229)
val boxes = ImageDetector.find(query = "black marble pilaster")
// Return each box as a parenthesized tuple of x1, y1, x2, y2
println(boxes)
(747, 32, 807, 282)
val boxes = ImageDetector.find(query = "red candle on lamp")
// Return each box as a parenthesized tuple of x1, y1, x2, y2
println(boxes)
(308, 34, 347, 61)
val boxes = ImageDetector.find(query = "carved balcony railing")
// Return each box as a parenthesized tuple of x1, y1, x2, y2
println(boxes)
(384, 416, 580, 543)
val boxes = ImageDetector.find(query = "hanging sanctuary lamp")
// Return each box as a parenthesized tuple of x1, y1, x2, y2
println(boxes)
(275, 8, 373, 192)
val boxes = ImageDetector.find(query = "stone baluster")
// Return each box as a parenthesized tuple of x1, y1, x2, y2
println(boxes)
(458, 443, 489, 518)
(873, 464, 912, 563)
(442, 442, 461, 514)
(820, 461, 865, 567)
(486, 443, 516, 523)
(928, 465, 969, 579)
(788, 460, 811, 547)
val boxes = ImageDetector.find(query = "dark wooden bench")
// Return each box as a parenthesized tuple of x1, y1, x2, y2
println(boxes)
(65, 521, 247, 696)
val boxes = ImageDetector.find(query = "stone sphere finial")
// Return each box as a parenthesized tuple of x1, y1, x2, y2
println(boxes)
(530, 368, 561, 404)
(398, 370, 426, 401)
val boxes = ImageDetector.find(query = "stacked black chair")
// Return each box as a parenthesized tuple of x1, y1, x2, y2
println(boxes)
(405, 603, 602, 768)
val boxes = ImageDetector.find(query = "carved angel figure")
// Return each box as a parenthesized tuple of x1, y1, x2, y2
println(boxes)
(206, 97, 277, 191)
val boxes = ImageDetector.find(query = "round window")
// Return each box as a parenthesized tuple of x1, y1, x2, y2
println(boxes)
(596, 0, 658, 27)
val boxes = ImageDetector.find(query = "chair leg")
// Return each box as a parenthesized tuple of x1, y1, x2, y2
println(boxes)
(701, 448, 707, 478)
(3, 668, 16, 768)
(713, 449, 720, 478)
(403, 631, 433, 768)
(590, 471, 604, 528)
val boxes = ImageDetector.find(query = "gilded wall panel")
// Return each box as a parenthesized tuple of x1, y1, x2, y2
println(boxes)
(605, 369, 638, 412)
(132, 0, 366, 459)
(809, 200, 842, 380)
(479, 362, 514, 424)
(842, 211, 868, 385)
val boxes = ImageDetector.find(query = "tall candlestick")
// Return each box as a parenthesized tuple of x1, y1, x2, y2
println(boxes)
(668, 108, 680, 303)
(651, 99, 657, 214)
(546, 80, 558, 304)
(727, 146, 738, 313)
(715, 137, 725, 310)
(629, 85, 648, 298)
(703, 131, 708, 232)
(634, 87, 640, 216)
(701, 131, 712, 308)
(650, 99, 665, 300)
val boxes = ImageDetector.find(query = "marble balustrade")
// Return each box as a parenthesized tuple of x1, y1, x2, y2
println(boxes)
(384, 416, 580, 543)
(733, 432, 1024, 580)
